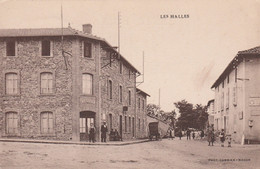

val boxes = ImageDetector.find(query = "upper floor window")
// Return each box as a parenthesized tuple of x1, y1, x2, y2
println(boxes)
(40, 72, 53, 94)
(82, 73, 93, 95)
(108, 80, 112, 99)
(142, 99, 145, 110)
(41, 40, 51, 56)
(6, 40, 16, 56)
(119, 62, 123, 74)
(119, 85, 123, 103)
(129, 69, 131, 79)
(6, 112, 18, 134)
(41, 112, 54, 134)
(128, 90, 131, 105)
(84, 41, 92, 58)
(138, 98, 141, 109)
(5, 73, 18, 95)
(235, 68, 237, 83)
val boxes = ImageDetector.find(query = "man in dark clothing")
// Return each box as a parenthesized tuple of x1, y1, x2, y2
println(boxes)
(186, 129, 191, 140)
(89, 123, 95, 143)
(200, 130, 205, 139)
(101, 122, 108, 142)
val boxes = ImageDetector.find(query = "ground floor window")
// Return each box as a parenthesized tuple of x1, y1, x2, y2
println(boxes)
(6, 112, 18, 134)
(41, 112, 54, 134)
(125, 116, 127, 132)
(129, 117, 131, 132)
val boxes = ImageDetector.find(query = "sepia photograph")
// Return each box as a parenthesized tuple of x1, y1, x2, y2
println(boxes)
(0, 0, 259, 168)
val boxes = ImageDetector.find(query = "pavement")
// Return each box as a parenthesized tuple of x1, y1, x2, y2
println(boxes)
(0, 136, 259, 148)
(0, 138, 149, 146)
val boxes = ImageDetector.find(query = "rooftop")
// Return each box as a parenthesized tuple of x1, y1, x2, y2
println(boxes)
(136, 88, 150, 97)
(211, 46, 260, 89)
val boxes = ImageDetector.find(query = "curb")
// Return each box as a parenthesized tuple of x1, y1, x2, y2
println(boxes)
(0, 138, 150, 146)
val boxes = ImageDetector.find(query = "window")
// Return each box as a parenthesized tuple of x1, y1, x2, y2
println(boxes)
(233, 86, 237, 106)
(125, 116, 127, 132)
(82, 73, 93, 95)
(40, 72, 53, 94)
(143, 119, 145, 131)
(119, 85, 123, 103)
(226, 88, 229, 109)
(80, 118, 86, 133)
(5, 73, 18, 95)
(222, 81, 224, 88)
(6, 112, 18, 134)
(128, 90, 131, 105)
(119, 62, 123, 74)
(227, 75, 229, 84)
(109, 114, 112, 130)
(235, 68, 237, 83)
(84, 41, 91, 58)
(138, 98, 140, 109)
(221, 92, 224, 111)
(41, 112, 54, 134)
(138, 118, 141, 131)
(129, 69, 131, 79)
(6, 40, 15, 56)
(129, 117, 131, 132)
(41, 40, 51, 56)
(142, 99, 145, 110)
(108, 80, 112, 99)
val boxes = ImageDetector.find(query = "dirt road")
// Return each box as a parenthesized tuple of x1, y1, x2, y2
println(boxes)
(0, 138, 259, 169)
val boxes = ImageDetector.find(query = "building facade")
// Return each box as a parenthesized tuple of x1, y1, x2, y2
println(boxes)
(206, 99, 214, 126)
(211, 46, 260, 144)
(0, 24, 149, 142)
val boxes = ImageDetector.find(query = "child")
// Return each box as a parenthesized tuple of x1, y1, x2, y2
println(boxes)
(192, 131, 195, 139)
(219, 129, 225, 147)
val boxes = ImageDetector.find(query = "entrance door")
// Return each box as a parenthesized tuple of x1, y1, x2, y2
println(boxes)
(119, 115, 123, 139)
(80, 111, 95, 141)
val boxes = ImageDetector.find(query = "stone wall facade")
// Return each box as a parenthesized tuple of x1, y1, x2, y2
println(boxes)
(0, 37, 74, 140)
(0, 32, 149, 141)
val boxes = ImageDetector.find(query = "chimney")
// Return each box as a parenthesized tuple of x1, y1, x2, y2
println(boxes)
(82, 24, 92, 34)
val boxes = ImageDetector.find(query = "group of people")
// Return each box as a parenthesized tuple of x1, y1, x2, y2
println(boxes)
(109, 129, 121, 141)
(207, 127, 232, 147)
(88, 121, 123, 143)
(167, 128, 205, 140)
(88, 121, 108, 143)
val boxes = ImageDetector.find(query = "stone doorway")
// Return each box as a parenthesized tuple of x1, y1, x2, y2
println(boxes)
(80, 111, 95, 141)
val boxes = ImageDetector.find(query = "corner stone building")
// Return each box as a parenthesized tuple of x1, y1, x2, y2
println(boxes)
(0, 24, 149, 142)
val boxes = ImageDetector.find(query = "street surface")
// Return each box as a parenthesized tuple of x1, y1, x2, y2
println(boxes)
(0, 138, 259, 169)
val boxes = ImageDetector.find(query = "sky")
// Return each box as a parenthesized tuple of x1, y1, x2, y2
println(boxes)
(0, 0, 259, 112)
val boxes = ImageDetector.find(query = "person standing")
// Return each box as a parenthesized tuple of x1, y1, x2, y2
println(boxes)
(200, 130, 204, 139)
(207, 127, 215, 146)
(192, 131, 195, 140)
(179, 129, 182, 140)
(186, 129, 191, 140)
(101, 122, 108, 142)
(219, 129, 225, 147)
(89, 123, 95, 143)
(167, 127, 174, 140)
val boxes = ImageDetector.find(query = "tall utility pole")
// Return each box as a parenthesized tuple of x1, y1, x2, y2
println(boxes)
(159, 88, 161, 108)
(118, 12, 121, 54)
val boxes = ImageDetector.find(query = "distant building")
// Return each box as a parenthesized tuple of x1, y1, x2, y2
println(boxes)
(211, 46, 260, 144)
(206, 99, 214, 126)
(0, 24, 149, 142)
